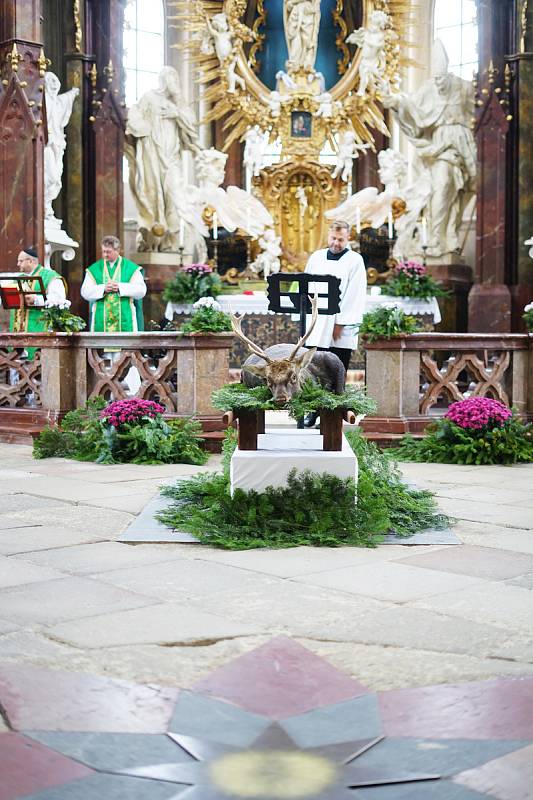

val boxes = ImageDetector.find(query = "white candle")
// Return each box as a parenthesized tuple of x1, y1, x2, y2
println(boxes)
(212, 211, 218, 240)
(355, 206, 361, 235)
(421, 216, 428, 247)
(388, 210, 394, 239)
(246, 207, 251, 234)
(179, 218, 185, 248)
(245, 167, 252, 194)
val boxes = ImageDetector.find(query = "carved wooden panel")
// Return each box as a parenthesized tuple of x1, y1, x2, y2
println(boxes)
(92, 93, 124, 250)
(0, 349, 42, 408)
(420, 350, 511, 413)
(86, 348, 177, 410)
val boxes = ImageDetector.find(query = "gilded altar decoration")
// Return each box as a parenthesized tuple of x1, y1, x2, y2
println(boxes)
(168, 0, 413, 158)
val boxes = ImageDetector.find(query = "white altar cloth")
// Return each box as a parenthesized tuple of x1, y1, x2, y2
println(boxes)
(230, 428, 358, 495)
(165, 293, 441, 324)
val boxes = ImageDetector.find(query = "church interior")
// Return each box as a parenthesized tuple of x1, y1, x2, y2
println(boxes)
(1, 2, 533, 799)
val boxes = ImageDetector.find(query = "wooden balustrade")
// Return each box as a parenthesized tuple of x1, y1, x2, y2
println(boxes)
(362, 333, 532, 441)
(0, 332, 233, 444)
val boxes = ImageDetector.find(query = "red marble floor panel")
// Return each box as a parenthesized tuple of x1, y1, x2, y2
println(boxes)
(0, 732, 93, 800)
(192, 635, 370, 717)
(453, 743, 533, 800)
(379, 677, 533, 740)
(0, 664, 179, 733)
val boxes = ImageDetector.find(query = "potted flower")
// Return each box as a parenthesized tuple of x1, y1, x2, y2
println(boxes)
(180, 297, 233, 334)
(358, 305, 422, 343)
(163, 263, 222, 305)
(384, 261, 448, 300)
(40, 299, 86, 333)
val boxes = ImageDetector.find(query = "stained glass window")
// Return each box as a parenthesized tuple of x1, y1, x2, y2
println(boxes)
(124, 0, 165, 107)
(434, 0, 478, 79)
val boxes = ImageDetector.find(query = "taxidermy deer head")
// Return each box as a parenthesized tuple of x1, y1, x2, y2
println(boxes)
(232, 295, 320, 405)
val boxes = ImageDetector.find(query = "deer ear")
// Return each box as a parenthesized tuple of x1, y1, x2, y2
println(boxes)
(294, 347, 316, 369)
(243, 363, 267, 378)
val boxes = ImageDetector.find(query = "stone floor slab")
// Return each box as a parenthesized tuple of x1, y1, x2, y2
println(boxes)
(0, 495, 71, 513)
(0, 663, 179, 732)
(0, 527, 109, 556)
(24, 731, 193, 771)
(294, 562, 486, 603)
(397, 545, 533, 581)
(193, 635, 370, 717)
(16, 541, 187, 575)
(0, 555, 65, 588)
(380, 528, 461, 545)
(48, 602, 261, 648)
(169, 691, 269, 745)
(0, 576, 156, 625)
(0, 618, 19, 635)
(282, 693, 382, 746)
(0, 733, 93, 800)
(20, 773, 184, 799)
(412, 582, 533, 632)
(435, 498, 533, 530)
(379, 677, 533, 740)
(454, 743, 533, 800)
(454, 522, 533, 554)
(81, 492, 160, 513)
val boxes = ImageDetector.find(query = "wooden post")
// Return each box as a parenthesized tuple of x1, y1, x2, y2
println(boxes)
(257, 408, 265, 434)
(321, 408, 343, 451)
(237, 410, 258, 450)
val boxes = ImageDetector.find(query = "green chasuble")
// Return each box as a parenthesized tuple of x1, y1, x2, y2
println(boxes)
(86, 257, 144, 333)
(9, 265, 64, 359)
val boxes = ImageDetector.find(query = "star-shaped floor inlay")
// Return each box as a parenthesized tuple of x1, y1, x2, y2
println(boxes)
(111, 723, 440, 798)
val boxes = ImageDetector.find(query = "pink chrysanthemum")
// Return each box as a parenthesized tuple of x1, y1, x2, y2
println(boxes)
(445, 397, 512, 430)
(100, 398, 165, 427)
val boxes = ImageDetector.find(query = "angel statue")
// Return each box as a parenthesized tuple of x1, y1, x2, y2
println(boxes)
(378, 149, 431, 260)
(201, 12, 245, 93)
(251, 228, 282, 278)
(332, 130, 371, 183)
(283, 0, 321, 70)
(44, 72, 79, 224)
(346, 10, 393, 97)
(243, 126, 264, 179)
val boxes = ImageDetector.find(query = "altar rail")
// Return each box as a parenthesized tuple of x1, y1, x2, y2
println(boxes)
(0, 331, 233, 444)
(362, 333, 532, 439)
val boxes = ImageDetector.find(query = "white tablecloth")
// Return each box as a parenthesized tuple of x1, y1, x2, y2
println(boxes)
(230, 429, 358, 494)
(165, 293, 441, 324)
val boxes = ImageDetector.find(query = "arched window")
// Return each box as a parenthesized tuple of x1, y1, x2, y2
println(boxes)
(433, 0, 478, 79)
(124, 0, 165, 107)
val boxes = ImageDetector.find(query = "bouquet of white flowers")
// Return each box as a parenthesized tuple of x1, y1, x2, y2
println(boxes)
(523, 302, 533, 331)
(40, 299, 86, 333)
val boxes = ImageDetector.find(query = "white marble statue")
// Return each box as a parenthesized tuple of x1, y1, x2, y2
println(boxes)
(346, 10, 393, 97)
(378, 148, 431, 260)
(316, 91, 333, 118)
(382, 40, 476, 258)
(295, 186, 308, 217)
(251, 228, 282, 277)
(195, 148, 273, 238)
(325, 186, 391, 230)
(283, 0, 321, 70)
(125, 66, 204, 255)
(243, 126, 264, 179)
(202, 12, 244, 93)
(332, 130, 371, 183)
(43, 73, 79, 223)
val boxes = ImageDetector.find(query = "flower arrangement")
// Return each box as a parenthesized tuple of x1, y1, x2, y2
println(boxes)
(523, 302, 533, 331)
(358, 305, 422, 342)
(33, 396, 209, 466)
(99, 398, 165, 428)
(180, 297, 233, 334)
(163, 263, 222, 304)
(40, 299, 86, 333)
(385, 261, 448, 300)
(389, 395, 533, 465)
(445, 397, 512, 430)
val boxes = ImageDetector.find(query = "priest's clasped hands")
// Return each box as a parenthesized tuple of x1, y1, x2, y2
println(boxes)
(104, 280, 120, 294)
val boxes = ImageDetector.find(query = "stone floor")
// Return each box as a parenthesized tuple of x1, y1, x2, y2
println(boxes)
(0, 442, 532, 798)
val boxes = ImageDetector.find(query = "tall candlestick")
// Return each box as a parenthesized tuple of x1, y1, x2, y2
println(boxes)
(179, 218, 185, 248)
(421, 216, 428, 247)
(387, 210, 394, 239)
(355, 206, 361, 235)
(212, 211, 218, 240)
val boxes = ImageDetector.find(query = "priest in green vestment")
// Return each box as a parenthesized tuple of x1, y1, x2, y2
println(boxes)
(81, 235, 146, 332)
(9, 247, 67, 359)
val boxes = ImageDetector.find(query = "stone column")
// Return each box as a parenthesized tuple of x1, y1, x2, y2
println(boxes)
(0, 0, 46, 265)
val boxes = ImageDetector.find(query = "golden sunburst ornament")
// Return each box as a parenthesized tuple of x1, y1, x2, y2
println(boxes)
(167, 0, 415, 157)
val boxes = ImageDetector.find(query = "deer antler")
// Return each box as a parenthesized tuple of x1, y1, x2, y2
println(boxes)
(289, 293, 319, 361)
(231, 313, 273, 363)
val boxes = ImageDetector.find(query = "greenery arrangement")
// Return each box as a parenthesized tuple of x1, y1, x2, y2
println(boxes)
(385, 261, 448, 300)
(389, 396, 533, 465)
(358, 305, 422, 342)
(180, 298, 233, 334)
(157, 428, 448, 550)
(211, 380, 376, 420)
(523, 302, 533, 331)
(40, 300, 86, 333)
(163, 264, 222, 304)
(33, 396, 208, 466)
